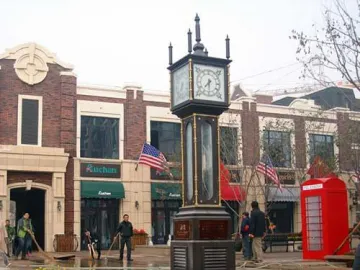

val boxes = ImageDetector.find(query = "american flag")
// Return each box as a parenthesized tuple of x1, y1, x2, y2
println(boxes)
(352, 169, 360, 183)
(256, 154, 282, 189)
(138, 143, 168, 171)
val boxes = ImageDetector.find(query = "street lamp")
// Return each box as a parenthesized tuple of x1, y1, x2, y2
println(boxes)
(168, 14, 235, 270)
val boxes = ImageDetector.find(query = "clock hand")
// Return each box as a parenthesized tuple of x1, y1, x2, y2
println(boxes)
(204, 79, 212, 90)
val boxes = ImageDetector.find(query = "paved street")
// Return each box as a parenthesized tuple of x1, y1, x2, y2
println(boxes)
(0, 250, 351, 269)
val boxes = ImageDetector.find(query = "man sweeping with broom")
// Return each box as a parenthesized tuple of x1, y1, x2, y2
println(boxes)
(15, 213, 33, 260)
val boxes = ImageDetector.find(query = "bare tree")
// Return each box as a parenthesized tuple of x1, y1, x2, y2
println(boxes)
(291, 0, 360, 90)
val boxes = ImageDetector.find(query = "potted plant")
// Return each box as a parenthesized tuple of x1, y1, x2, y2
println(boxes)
(132, 229, 148, 246)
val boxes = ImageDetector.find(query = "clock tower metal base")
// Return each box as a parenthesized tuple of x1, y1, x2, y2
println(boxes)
(170, 207, 236, 270)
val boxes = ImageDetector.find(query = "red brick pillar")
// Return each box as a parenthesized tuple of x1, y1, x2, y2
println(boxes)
(294, 116, 306, 169)
(337, 112, 352, 171)
(124, 88, 146, 160)
(241, 101, 259, 166)
(60, 72, 77, 234)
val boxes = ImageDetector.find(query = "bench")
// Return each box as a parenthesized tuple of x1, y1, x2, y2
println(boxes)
(263, 233, 301, 252)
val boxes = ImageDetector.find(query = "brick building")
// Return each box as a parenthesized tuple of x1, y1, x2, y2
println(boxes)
(0, 43, 359, 251)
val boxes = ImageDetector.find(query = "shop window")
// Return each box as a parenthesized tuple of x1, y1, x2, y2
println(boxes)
(277, 171, 296, 185)
(229, 169, 242, 183)
(263, 131, 291, 168)
(150, 166, 181, 180)
(81, 116, 119, 159)
(351, 143, 360, 172)
(356, 204, 360, 223)
(150, 121, 181, 162)
(309, 134, 334, 164)
(18, 95, 42, 146)
(81, 199, 119, 250)
(220, 127, 238, 165)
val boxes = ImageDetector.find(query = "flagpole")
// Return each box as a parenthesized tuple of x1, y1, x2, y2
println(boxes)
(135, 142, 146, 171)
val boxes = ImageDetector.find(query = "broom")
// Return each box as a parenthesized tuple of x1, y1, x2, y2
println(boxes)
(28, 230, 55, 262)
(104, 233, 119, 262)
(85, 233, 96, 260)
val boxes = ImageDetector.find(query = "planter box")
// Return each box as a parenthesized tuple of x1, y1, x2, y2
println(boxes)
(132, 234, 148, 246)
(54, 234, 76, 252)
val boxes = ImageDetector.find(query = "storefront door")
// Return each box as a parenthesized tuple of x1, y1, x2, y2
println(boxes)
(267, 202, 294, 233)
(81, 199, 119, 250)
(152, 200, 181, 244)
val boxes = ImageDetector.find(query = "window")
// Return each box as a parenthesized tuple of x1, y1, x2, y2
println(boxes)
(18, 95, 42, 146)
(81, 116, 119, 159)
(220, 127, 238, 165)
(263, 131, 291, 168)
(150, 121, 181, 162)
(309, 134, 334, 164)
(351, 143, 360, 172)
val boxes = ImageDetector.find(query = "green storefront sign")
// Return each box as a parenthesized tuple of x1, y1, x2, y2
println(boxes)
(151, 183, 182, 200)
(80, 163, 121, 178)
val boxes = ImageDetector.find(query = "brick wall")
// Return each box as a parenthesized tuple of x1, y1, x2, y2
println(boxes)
(0, 60, 64, 147)
(241, 102, 260, 166)
(124, 90, 146, 159)
(60, 74, 76, 234)
(0, 58, 77, 234)
(7, 171, 52, 186)
(294, 116, 306, 168)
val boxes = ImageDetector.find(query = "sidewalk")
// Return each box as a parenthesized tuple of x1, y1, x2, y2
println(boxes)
(1, 249, 351, 269)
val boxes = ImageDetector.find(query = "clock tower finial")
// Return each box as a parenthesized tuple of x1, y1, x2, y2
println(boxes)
(193, 13, 206, 56)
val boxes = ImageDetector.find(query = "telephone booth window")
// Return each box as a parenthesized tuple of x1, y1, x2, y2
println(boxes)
(305, 196, 323, 251)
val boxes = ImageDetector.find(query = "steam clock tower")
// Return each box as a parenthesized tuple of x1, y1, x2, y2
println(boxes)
(168, 14, 235, 270)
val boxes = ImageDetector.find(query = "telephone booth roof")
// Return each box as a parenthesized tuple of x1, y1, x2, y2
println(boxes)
(301, 177, 345, 190)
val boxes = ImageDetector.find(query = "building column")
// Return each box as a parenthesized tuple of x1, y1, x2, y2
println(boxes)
(52, 173, 65, 237)
(74, 179, 81, 251)
(0, 170, 7, 222)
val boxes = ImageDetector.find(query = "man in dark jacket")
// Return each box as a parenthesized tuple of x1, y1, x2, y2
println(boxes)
(249, 201, 266, 263)
(115, 214, 133, 261)
(240, 212, 251, 260)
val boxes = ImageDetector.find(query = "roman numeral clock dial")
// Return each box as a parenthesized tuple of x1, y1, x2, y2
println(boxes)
(194, 64, 225, 102)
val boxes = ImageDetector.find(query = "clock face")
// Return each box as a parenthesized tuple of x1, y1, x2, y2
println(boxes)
(194, 64, 225, 102)
(172, 64, 190, 107)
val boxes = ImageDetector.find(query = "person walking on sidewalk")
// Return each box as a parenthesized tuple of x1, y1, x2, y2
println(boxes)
(115, 214, 133, 261)
(4, 220, 15, 257)
(249, 201, 266, 263)
(241, 212, 252, 260)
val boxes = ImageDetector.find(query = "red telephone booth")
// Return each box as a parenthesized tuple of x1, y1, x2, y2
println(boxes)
(301, 177, 350, 260)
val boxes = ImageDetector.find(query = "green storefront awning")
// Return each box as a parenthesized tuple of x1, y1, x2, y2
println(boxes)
(81, 181, 125, 199)
(151, 183, 182, 200)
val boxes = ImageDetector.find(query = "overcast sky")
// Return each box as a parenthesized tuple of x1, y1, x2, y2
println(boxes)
(0, 0, 353, 93)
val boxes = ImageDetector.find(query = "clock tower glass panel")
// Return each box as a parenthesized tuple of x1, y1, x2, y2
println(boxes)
(185, 122, 194, 201)
(193, 64, 225, 102)
(201, 121, 214, 200)
(172, 64, 190, 107)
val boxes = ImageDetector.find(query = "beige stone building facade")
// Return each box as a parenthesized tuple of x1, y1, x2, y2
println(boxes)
(0, 43, 359, 251)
